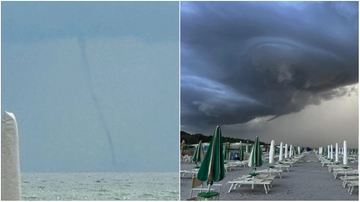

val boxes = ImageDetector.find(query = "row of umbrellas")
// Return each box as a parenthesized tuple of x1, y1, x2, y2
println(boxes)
(196, 126, 263, 192)
(190, 140, 307, 163)
(192, 140, 246, 165)
(318, 141, 352, 165)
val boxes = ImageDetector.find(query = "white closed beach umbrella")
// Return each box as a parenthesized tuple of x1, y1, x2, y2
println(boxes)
(289, 145, 293, 158)
(330, 145, 333, 160)
(327, 145, 330, 159)
(279, 142, 283, 162)
(335, 143, 339, 162)
(1, 111, 21, 200)
(284, 144, 288, 159)
(269, 140, 275, 165)
(343, 141, 348, 166)
(298, 147, 301, 155)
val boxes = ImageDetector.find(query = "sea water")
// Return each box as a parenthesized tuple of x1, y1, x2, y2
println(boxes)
(21, 172, 179, 200)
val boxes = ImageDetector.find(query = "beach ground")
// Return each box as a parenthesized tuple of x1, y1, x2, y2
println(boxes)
(180, 152, 358, 200)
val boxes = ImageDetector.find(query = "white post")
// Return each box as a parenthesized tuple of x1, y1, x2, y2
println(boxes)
(330, 145, 333, 160)
(279, 142, 283, 162)
(269, 140, 275, 165)
(335, 143, 339, 162)
(343, 141, 348, 166)
(1, 111, 21, 200)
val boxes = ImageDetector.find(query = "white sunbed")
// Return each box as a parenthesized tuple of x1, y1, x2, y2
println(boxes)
(231, 161, 248, 167)
(225, 164, 239, 172)
(180, 169, 198, 178)
(228, 178, 272, 194)
(181, 155, 193, 163)
(347, 181, 358, 195)
(255, 168, 283, 178)
(275, 164, 290, 172)
(227, 174, 274, 194)
(333, 169, 358, 179)
(279, 160, 294, 167)
(340, 176, 359, 188)
(327, 164, 344, 172)
(321, 160, 333, 167)
(257, 168, 283, 179)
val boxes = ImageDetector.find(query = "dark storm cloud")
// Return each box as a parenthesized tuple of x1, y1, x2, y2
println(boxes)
(181, 1, 358, 129)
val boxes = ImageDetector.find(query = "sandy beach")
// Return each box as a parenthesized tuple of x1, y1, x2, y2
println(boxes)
(180, 152, 358, 200)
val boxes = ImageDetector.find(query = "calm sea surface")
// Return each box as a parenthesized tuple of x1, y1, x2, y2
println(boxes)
(21, 172, 179, 200)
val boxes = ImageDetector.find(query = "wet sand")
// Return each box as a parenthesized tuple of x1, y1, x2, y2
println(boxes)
(180, 152, 358, 200)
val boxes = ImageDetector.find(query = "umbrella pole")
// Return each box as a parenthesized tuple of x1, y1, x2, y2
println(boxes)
(252, 167, 255, 189)
(207, 184, 211, 192)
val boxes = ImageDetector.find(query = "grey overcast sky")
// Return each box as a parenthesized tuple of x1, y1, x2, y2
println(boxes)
(181, 1, 358, 148)
(2, 2, 179, 172)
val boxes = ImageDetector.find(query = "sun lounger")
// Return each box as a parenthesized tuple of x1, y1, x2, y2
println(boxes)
(228, 161, 247, 168)
(181, 169, 198, 178)
(182, 155, 193, 163)
(321, 161, 333, 167)
(227, 178, 272, 194)
(227, 174, 274, 194)
(327, 164, 344, 172)
(255, 169, 283, 178)
(340, 176, 359, 188)
(275, 164, 290, 172)
(279, 161, 294, 167)
(333, 169, 358, 179)
(225, 164, 238, 172)
(347, 181, 358, 195)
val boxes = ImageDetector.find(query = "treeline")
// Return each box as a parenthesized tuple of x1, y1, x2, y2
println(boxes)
(180, 131, 268, 145)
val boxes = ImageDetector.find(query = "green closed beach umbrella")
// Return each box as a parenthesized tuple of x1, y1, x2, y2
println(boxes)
(325, 147, 328, 157)
(192, 140, 204, 167)
(275, 147, 279, 155)
(197, 126, 225, 195)
(248, 136, 263, 174)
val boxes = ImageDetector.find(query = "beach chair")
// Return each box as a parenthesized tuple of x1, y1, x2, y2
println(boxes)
(274, 164, 290, 172)
(327, 164, 343, 172)
(181, 170, 198, 178)
(227, 174, 274, 194)
(333, 169, 358, 179)
(189, 176, 222, 200)
(347, 181, 358, 195)
(255, 168, 283, 178)
(225, 164, 237, 172)
(321, 160, 333, 167)
(228, 178, 272, 194)
(340, 176, 359, 188)
(279, 160, 294, 167)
